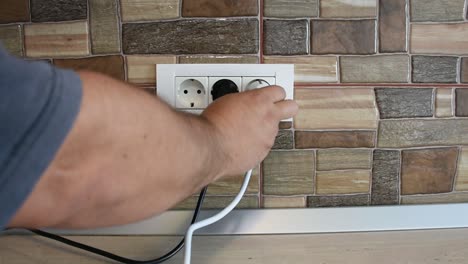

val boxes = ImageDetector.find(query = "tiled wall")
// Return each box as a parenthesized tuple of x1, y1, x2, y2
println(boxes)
(2, 0, 468, 209)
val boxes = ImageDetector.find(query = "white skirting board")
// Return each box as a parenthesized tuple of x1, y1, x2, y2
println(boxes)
(39, 203, 468, 235)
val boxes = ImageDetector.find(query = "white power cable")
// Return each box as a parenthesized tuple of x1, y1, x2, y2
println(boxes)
(183, 169, 253, 264)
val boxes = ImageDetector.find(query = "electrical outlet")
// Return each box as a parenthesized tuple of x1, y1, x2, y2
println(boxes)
(175, 77, 208, 109)
(242, 77, 276, 91)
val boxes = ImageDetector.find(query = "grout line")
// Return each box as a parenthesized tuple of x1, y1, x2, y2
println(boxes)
(453, 88, 457, 117)
(259, 0, 264, 63)
(457, 57, 462, 84)
(452, 147, 462, 192)
(397, 150, 402, 205)
(465, 0, 468, 21)
(375, 0, 379, 54)
(313, 149, 317, 195)
(307, 17, 311, 54)
(432, 88, 437, 118)
(294, 83, 468, 87)
(405, 0, 410, 53)
(336, 55, 341, 83)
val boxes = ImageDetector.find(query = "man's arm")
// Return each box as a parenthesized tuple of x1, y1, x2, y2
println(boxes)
(8, 71, 297, 229)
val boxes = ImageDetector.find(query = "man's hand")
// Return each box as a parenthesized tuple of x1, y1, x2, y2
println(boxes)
(202, 86, 298, 179)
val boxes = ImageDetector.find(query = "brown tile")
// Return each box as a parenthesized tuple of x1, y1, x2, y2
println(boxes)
(463, 58, 468, 83)
(31, 0, 87, 22)
(411, 24, 468, 54)
(174, 196, 259, 210)
(182, 0, 258, 17)
(179, 56, 259, 64)
(316, 170, 370, 194)
(264, 0, 318, 18)
(207, 167, 259, 195)
(412, 56, 457, 83)
(279, 121, 292, 129)
(126, 56, 177, 85)
(320, 0, 376, 18)
(371, 150, 400, 205)
(264, 20, 308, 55)
(317, 149, 372, 171)
(340, 55, 409, 83)
(272, 130, 293, 149)
(89, 0, 120, 54)
(307, 194, 369, 207)
(295, 131, 376, 148)
(262, 196, 307, 208)
(455, 148, 468, 191)
(123, 19, 258, 54)
(295, 88, 378, 130)
(410, 0, 464, 22)
(436, 89, 453, 117)
(263, 56, 337, 83)
(24, 22, 89, 58)
(375, 88, 433, 118)
(263, 151, 315, 195)
(0, 25, 23, 57)
(0, 0, 29, 23)
(54, 56, 125, 80)
(311, 20, 375, 54)
(378, 119, 468, 148)
(401, 192, 468, 205)
(379, 0, 407, 52)
(456, 89, 468, 117)
(121, 0, 179, 22)
(401, 148, 458, 195)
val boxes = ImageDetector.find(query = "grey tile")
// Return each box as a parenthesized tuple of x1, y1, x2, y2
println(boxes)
(263, 19, 308, 55)
(0, 25, 23, 56)
(340, 55, 409, 83)
(371, 150, 400, 205)
(412, 56, 458, 83)
(89, 0, 120, 54)
(307, 194, 369, 207)
(264, 0, 318, 17)
(272, 130, 293, 149)
(375, 88, 433, 118)
(31, 0, 87, 22)
(410, 0, 465, 22)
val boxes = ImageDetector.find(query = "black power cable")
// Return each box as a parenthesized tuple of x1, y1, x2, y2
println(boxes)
(9, 187, 208, 264)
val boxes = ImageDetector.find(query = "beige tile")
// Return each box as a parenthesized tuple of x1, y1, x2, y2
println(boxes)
(455, 148, 468, 191)
(263, 56, 337, 83)
(263, 196, 307, 208)
(264, 0, 318, 18)
(179, 55, 259, 64)
(411, 24, 468, 55)
(0, 25, 23, 56)
(436, 89, 453, 117)
(401, 192, 468, 205)
(321, 0, 376, 18)
(89, 0, 120, 54)
(173, 195, 258, 210)
(207, 166, 259, 195)
(295, 88, 378, 130)
(317, 149, 372, 171)
(126, 55, 177, 85)
(24, 21, 89, 58)
(316, 170, 370, 194)
(340, 55, 409, 83)
(121, 0, 179, 22)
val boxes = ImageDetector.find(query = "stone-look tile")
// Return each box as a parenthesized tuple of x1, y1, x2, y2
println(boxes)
(412, 56, 457, 83)
(411, 24, 468, 55)
(0, 25, 23, 57)
(263, 151, 315, 195)
(121, 0, 179, 22)
(0, 0, 29, 23)
(279, 121, 292, 129)
(371, 150, 400, 205)
(316, 170, 370, 194)
(295, 131, 376, 148)
(375, 88, 433, 119)
(174, 196, 258, 210)
(320, 0, 376, 18)
(308, 194, 369, 207)
(317, 149, 372, 171)
(89, 0, 120, 54)
(183, 0, 258, 17)
(311, 20, 375, 55)
(126, 56, 177, 85)
(401, 193, 468, 205)
(455, 149, 468, 191)
(378, 119, 468, 148)
(379, 0, 406, 52)
(262, 196, 307, 208)
(264, 20, 308, 55)
(462, 58, 468, 83)
(401, 148, 458, 195)
(295, 88, 378, 130)
(272, 130, 293, 149)
(436, 89, 453, 117)
(456, 89, 468, 117)
(54, 56, 125, 81)
(123, 19, 258, 54)
(179, 56, 259, 64)
(31, 0, 87, 22)
(410, 0, 464, 22)
(340, 55, 409, 83)
(24, 22, 89, 58)
(263, 56, 337, 83)
(208, 167, 259, 195)
(264, 0, 318, 17)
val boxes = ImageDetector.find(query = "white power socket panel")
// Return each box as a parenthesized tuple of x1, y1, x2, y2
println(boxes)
(157, 64, 294, 120)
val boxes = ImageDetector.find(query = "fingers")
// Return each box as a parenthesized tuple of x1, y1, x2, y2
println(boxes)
(274, 100, 299, 120)
(255, 85, 287, 103)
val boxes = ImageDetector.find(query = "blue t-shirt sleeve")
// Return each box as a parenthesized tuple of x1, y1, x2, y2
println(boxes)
(0, 48, 82, 228)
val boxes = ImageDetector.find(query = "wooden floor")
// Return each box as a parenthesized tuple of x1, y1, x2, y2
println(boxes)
(1, 228, 468, 263)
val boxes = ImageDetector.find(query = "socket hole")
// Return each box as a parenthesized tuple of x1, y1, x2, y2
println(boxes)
(197, 90, 201, 94)
(184, 90, 188, 94)
(211, 79, 239, 101)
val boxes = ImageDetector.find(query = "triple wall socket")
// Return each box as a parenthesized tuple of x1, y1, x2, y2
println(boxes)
(157, 64, 294, 120)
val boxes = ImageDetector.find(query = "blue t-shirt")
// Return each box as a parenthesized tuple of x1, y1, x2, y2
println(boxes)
(0, 47, 82, 228)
